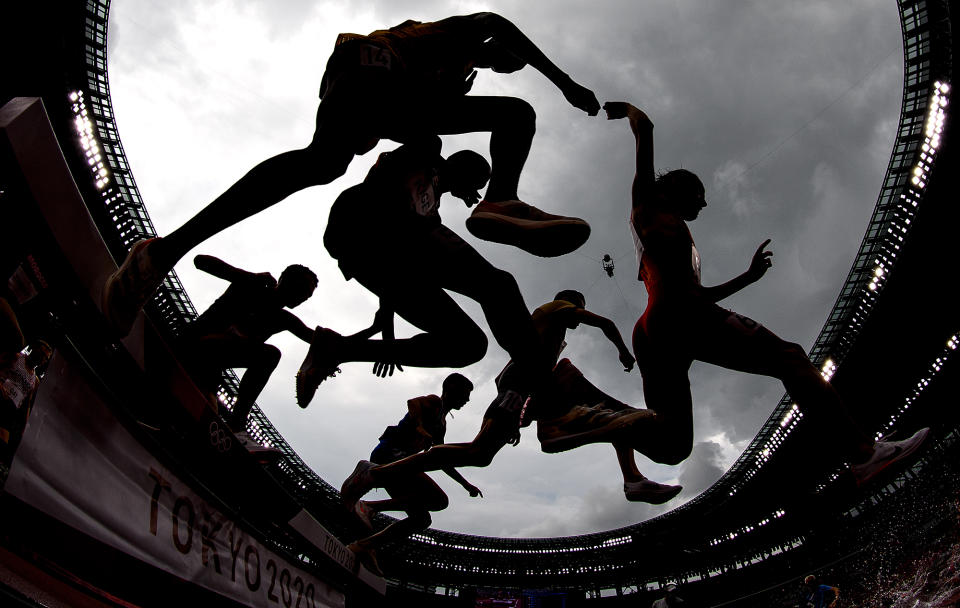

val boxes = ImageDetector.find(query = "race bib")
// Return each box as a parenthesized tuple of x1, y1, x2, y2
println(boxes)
(403, 171, 440, 217)
(358, 44, 392, 69)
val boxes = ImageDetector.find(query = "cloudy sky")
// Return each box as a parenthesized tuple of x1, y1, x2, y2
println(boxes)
(106, 0, 903, 538)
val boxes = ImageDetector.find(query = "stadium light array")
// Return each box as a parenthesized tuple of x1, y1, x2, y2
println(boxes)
(848, 81, 950, 343)
(69, 90, 110, 190)
(409, 532, 632, 556)
(708, 508, 786, 547)
(874, 330, 959, 440)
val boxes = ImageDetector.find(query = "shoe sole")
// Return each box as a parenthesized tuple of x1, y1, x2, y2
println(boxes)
(466, 213, 591, 257)
(102, 239, 161, 336)
(539, 408, 653, 454)
(625, 484, 682, 505)
(295, 368, 319, 409)
(855, 427, 930, 486)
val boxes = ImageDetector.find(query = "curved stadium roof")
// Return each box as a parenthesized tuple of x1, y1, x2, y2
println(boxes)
(15, 0, 956, 595)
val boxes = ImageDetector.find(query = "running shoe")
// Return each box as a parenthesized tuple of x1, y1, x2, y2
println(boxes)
(465, 200, 591, 258)
(341, 460, 376, 511)
(101, 238, 169, 336)
(537, 403, 654, 454)
(851, 427, 930, 486)
(624, 479, 683, 504)
(354, 500, 374, 531)
(295, 327, 342, 408)
(347, 542, 384, 578)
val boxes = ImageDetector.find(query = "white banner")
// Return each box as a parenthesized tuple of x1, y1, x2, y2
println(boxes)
(4, 353, 344, 608)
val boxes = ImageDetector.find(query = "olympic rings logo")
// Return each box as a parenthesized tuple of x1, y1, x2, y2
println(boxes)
(209, 421, 232, 452)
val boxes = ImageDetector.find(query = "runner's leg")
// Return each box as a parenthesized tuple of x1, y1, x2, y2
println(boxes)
(189, 335, 282, 428)
(338, 224, 546, 374)
(354, 473, 447, 551)
(632, 316, 696, 466)
(403, 96, 536, 203)
(693, 310, 874, 461)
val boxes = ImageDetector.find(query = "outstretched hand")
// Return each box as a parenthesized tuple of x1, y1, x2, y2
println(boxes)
(371, 306, 403, 377)
(603, 102, 651, 131)
(372, 360, 403, 378)
(747, 239, 773, 282)
(464, 483, 483, 498)
(619, 350, 636, 372)
(561, 78, 601, 116)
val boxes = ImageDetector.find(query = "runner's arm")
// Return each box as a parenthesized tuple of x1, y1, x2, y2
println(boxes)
(364, 305, 405, 377)
(571, 308, 636, 371)
(458, 12, 600, 115)
(280, 311, 316, 343)
(700, 239, 772, 303)
(443, 468, 483, 497)
(604, 102, 656, 213)
(194, 255, 276, 288)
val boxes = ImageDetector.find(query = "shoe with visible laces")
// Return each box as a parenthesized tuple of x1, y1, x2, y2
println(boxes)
(102, 238, 171, 336)
(851, 427, 930, 486)
(347, 542, 384, 577)
(341, 460, 376, 511)
(624, 479, 683, 504)
(538, 403, 655, 454)
(295, 327, 342, 408)
(465, 199, 591, 258)
(354, 500, 374, 531)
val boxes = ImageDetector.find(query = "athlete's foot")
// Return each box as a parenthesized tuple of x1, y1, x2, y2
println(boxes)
(537, 403, 655, 454)
(295, 327, 343, 408)
(353, 500, 374, 531)
(851, 427, 930, 486)
(347, 541, 384, 577)
(102, 238, 172, 336)
(623, 479, 683, 505)
(340, 460, 376, 511)
(465, 199, 591, 257)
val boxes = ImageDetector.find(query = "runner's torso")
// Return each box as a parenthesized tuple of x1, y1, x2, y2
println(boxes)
(366, 18, 483, 94)
(631, 207, 703, 307)
(378, 394, 446, 458)
(190, 282, 288, 342)
(364, 140, 444, 226)
(532, 300, 581, 363)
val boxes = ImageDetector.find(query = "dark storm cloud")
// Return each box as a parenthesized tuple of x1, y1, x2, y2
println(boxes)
(678, 441, 727, 496)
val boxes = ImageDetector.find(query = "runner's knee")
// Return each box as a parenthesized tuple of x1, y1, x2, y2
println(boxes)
(645, 424, 693, 465)
(424, 492, 449, 512)
(407, 511, 432, 530)
(467, 444, 498, 468)
(446, 324, 488, 367)
(657, 441, 694, 466)
(260, 344, 282, 370)
(502, 97, 536, 135)
(772, 341, 817, 379)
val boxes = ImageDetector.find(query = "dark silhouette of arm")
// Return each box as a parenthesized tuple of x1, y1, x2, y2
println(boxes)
(570, 308, 636, 371)
(442, 467, 483, 497)
(455, 12, 600, 115)
(699, 239, 772, 303)
(278, 310, 316, 343)
(194, 254, 275, 287)
(604, 102, 656, 213)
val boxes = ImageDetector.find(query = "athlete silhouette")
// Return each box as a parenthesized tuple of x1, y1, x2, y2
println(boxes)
(103, 13, 599, 336)
(604, 101, 928, 484)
